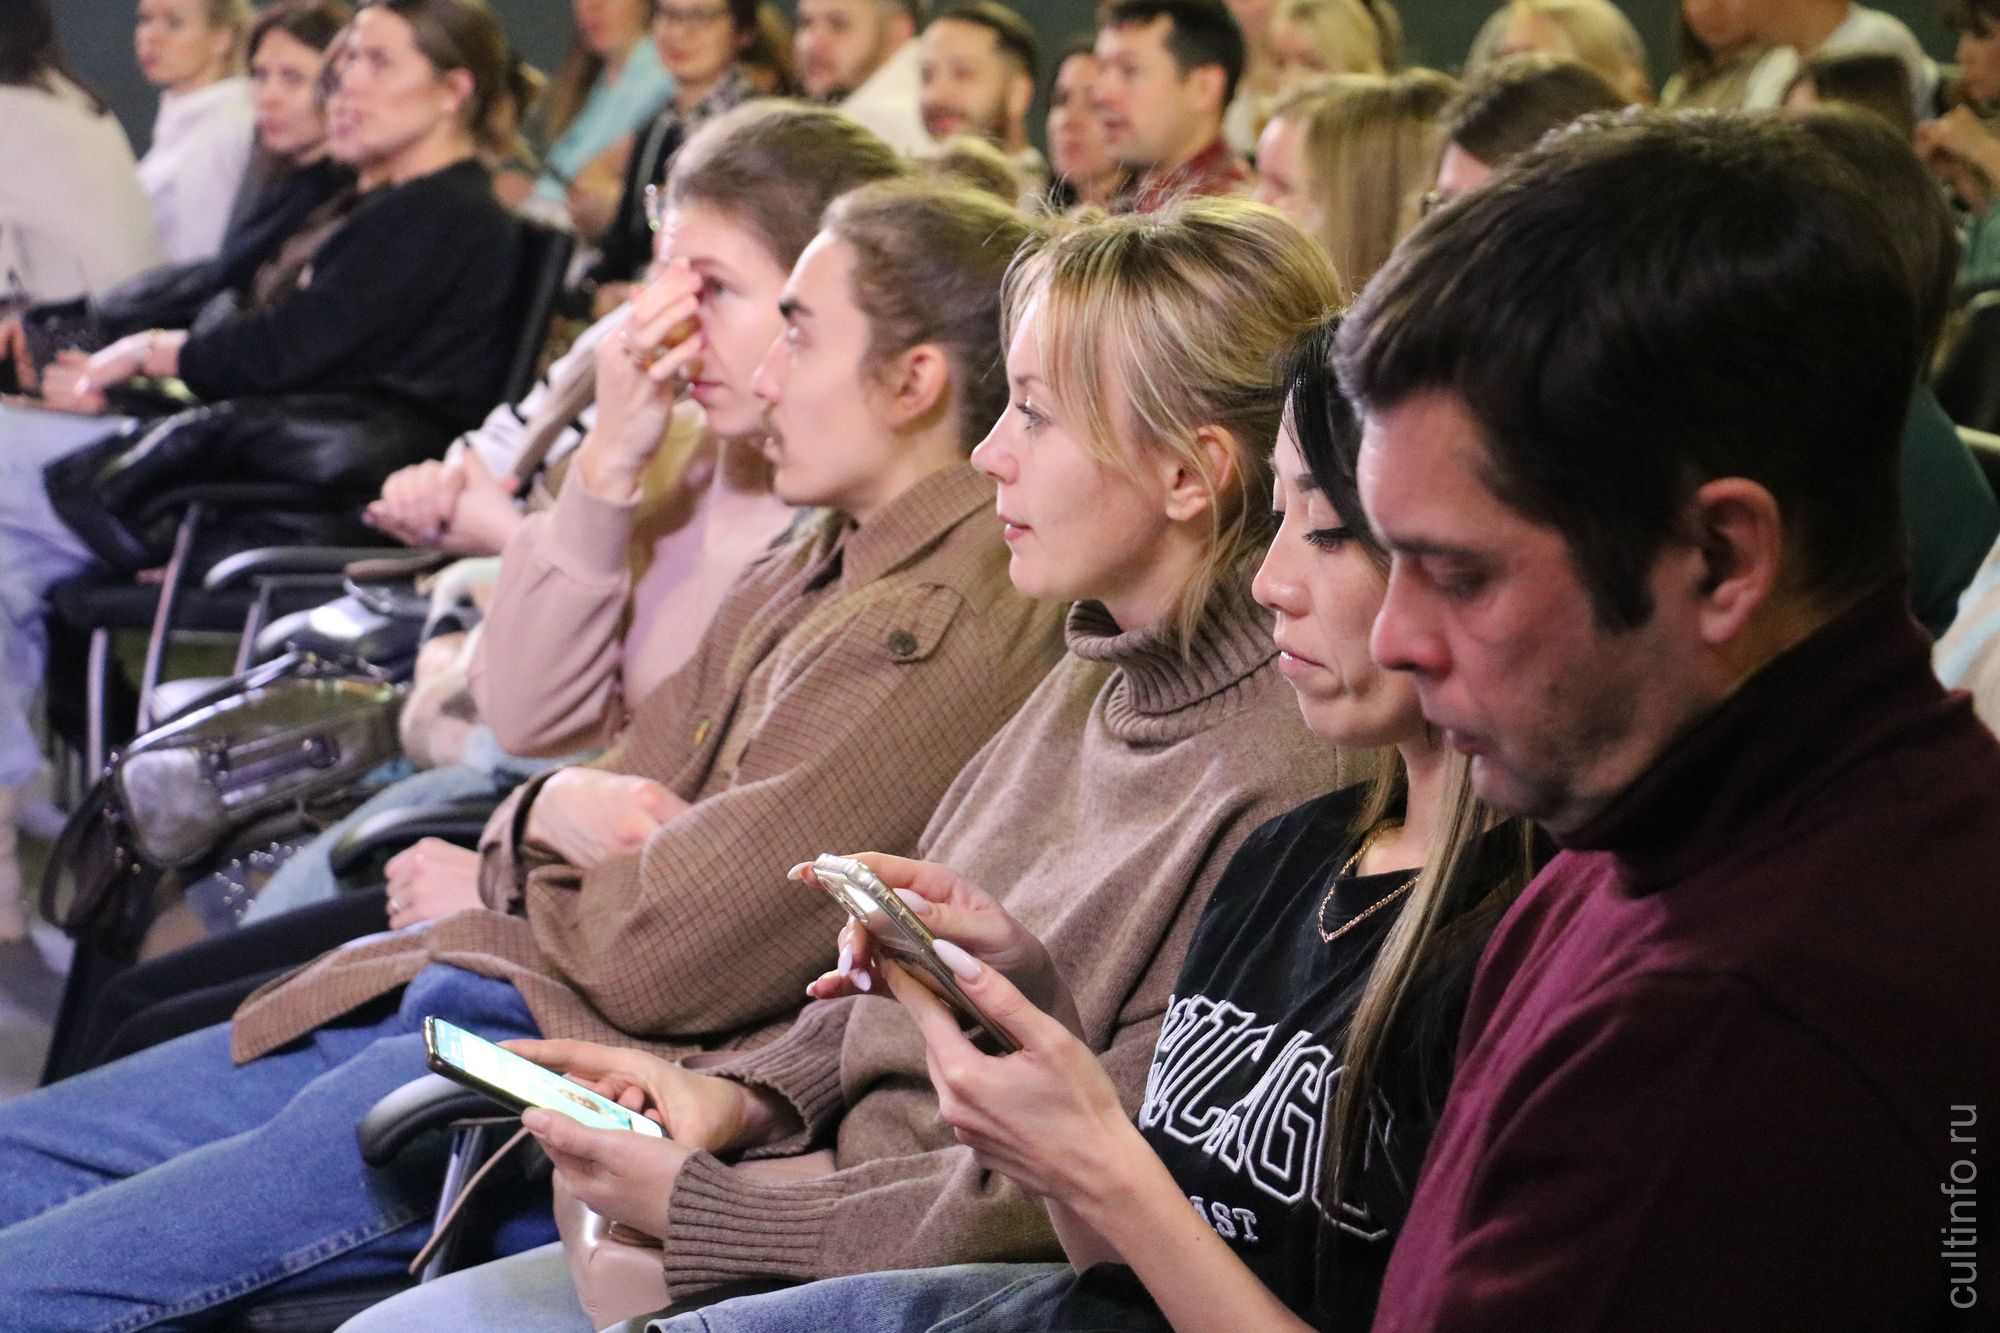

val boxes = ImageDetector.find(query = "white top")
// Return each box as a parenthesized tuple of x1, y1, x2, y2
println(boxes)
(138, 76, 256, 264)
(839, 40, 933, 157)
(1742, 4, 1939, 119)
(0, 76, 164, 302)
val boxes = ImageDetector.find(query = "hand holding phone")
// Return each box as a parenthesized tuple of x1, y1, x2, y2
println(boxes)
(423, 1017, 665, 1136)
(809, 853, 1021, 1054)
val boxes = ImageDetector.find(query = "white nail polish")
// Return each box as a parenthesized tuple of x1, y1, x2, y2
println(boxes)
(893, 888, 931, 915)
(932, 938, 983, 981)
(838, 944, 853, 975)
(854, 971, 873, 992)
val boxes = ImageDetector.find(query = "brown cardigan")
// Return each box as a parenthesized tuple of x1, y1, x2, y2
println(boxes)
(230, 462, 1067, 1063)
(658, 570, 1352, 1297)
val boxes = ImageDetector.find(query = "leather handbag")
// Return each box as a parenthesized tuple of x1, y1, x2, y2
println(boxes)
(43, 391, 453, 572)
(110, 654, 405, 870)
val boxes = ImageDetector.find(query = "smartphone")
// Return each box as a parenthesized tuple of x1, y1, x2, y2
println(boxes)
(422, 1017, 664, 1137)
(810, 853, 1021, 1054)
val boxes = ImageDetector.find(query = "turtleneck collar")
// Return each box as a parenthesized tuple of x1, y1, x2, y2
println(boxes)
(1560, 585, 1949, 892)
(1066, 558, 1277, 744)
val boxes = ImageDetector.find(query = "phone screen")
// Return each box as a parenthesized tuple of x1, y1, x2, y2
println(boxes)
(425, 1018, 664, 1137)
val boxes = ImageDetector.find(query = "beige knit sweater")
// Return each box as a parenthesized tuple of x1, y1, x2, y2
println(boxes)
(230, 463, 1067, 1062)
(658, 569, 1350, 1297)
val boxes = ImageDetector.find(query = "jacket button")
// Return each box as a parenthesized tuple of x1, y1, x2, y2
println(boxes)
(887, 630, 919, 659)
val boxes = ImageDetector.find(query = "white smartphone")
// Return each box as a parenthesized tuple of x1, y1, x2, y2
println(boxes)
(422, 1017, 664, 1137)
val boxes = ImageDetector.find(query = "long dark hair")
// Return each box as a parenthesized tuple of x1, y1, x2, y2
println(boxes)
(1282, 319, 1539, 1295)
(249, 0, 355, 62)
(0, 0, 108, 111)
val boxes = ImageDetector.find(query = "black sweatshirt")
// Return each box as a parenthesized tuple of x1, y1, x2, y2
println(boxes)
(1042, 787, 1512, 1331)
(176, 158, 520, 431)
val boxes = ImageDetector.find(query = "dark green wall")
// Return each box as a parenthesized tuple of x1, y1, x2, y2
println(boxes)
(57, 0, 1963, 155)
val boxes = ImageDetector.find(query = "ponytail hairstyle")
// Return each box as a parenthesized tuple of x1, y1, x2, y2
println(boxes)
(665, 101, 911, 273)
(821, 178, 1036, 453)
(1002, 196, 1339, 649)
(1279, 320, 1538, 1292)
(358, 0, 541, 162)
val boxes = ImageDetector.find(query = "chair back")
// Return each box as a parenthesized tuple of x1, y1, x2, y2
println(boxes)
(498, 219, 577, 408)
(1935, 290, 2000, 435)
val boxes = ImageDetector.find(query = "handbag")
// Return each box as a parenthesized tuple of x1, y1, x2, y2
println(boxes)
(40, 653, 405, 940)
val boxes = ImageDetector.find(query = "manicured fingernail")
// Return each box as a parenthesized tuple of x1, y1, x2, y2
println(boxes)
(933, 938, 982, 981)
(787, 862, 810, 882)
(838, 944, 853, 974)
(854, 970, 872, 992)
(893, 889, 931, 915)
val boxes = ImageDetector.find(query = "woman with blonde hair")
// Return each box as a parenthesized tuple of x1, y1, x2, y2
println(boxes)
(336, 195, 1355, 1333)
(617, 318, 1541, 1333)
(1270, 0, 1401, 92)
(133, 0, 259, 261)
(1254, 69, 1456, 299)
(1468, 0, 1652, 106)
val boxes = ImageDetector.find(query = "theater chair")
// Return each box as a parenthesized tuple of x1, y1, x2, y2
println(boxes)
(43, 217, 574, 781)
(1935, 289, 2000, 436)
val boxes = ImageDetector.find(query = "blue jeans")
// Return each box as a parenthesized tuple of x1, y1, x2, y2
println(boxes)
(335, 1239, 590, 1333)
(640, 1263, 1162, 1333)
(0, 964, 555, 1331)
(0, 402, 133, 786)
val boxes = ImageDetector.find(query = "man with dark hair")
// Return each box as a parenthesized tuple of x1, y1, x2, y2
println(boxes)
(919, 1, 1046, 193)
(796, 0, 932, 154)
(1429, 53, 1623, 207)
(1343, 111, 2000, 1328)
(1093, 0, 1248, 211)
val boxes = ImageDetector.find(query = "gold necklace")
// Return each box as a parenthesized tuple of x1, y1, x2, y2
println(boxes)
(1318, 823, 1418, 943)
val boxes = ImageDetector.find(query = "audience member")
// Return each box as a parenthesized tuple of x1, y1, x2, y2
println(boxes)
(580, 0, 783, 306)
(1428, 54, 1622, 208)
(619, 317, 1541, 1333)
(0, 159, 1064, 1327)
(1466, 0, 1651, 105)
(134, 0, 259, 263)
(1793, 106, 2000, 637)
(1941, 0, 2000, 111)
(4, 0, 354, 392)
(1738, 0, 1935, 116)
(1253, 69, 1455, 300)
(1044, 40, 1130, 209)
(0, 0, 163, 309)
(794, 0, 930, 153)
(0, 0, 529, 935)
(505, 0, 672, 221)
(336, 193, 1349, 1333)
(1269, 0, 1398, 93)
(1095, 0, 1251, 211)
(1341, 109, 2000, 1330)
(62, 101, 899, 1078)
(919, 2, 1046, 195)
(1785, 46, 1917, 134)
(1661, 0, 1767, 108)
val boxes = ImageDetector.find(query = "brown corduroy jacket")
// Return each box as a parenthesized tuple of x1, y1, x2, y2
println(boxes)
(230, 462, 1067, 1064)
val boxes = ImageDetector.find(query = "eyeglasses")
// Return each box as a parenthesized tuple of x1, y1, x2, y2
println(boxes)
(652, 3, 730, 27)
(644, 182, 667, 232)
(1418, 188, 1451, 219)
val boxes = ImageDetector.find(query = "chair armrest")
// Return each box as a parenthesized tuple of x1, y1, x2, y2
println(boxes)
(356, 1073, 508, 1167)
(327, 796, 504, 877)
(203, 546, 417, 592)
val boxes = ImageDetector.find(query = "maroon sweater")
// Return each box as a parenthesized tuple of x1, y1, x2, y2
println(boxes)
(1376, 589, 2000, 1332)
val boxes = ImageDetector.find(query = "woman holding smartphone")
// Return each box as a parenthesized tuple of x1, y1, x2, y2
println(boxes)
(621, 324, 1544, 1332)
(343, 198, 1356, 1333)
(0, 118, 1062, 1329)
